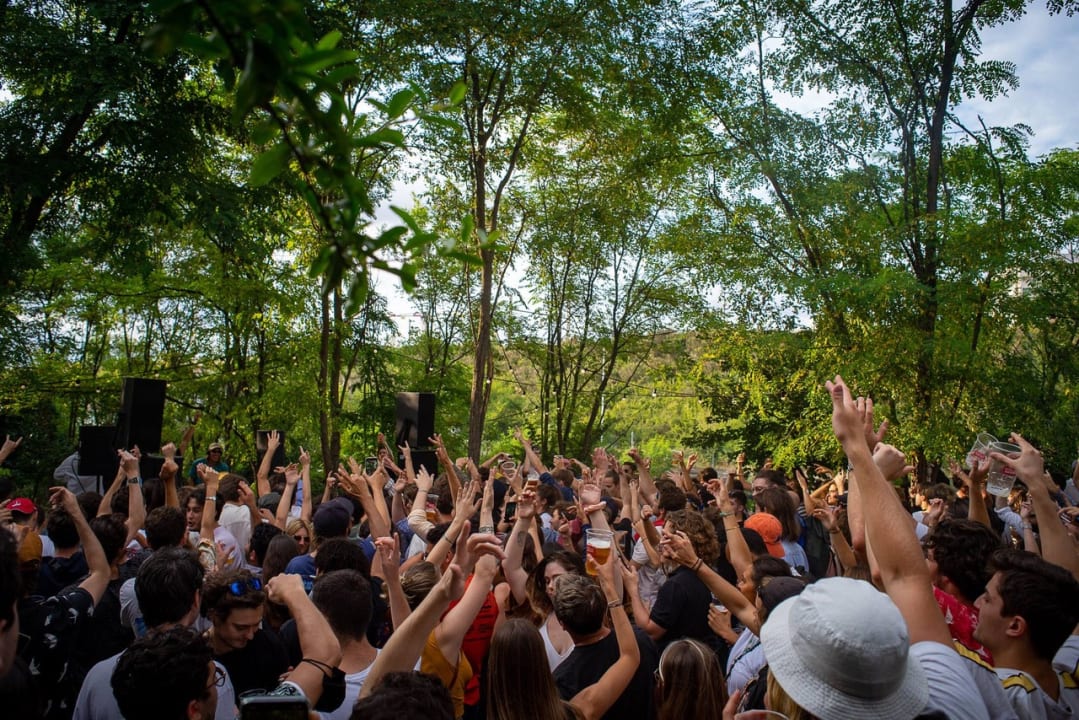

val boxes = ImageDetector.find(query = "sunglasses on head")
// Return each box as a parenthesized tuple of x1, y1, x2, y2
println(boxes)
(227, 577, 263, 596)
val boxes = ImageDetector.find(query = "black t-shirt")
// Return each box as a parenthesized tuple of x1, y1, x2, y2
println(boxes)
(553, 627, 659, 720)
(36, 552, 88, 598)
(17, 587, 95, 720)
(215, 628, 291, 696)
(649, 566, 724, 657)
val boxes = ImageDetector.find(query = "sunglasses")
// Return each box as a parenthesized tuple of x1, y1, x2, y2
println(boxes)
(292, 534, 310, 542)
(227, 578, 263, 596)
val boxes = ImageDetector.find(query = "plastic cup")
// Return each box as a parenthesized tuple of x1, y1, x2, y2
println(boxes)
(426, 493, 439, 522)
(585, 528, 613, 575)
(986, 442, 1021, 497)
(967, 432, 997, 470)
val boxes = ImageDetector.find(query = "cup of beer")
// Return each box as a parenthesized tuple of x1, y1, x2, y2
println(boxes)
(426, 493, 439, 523)
(585, 528, 614, 575)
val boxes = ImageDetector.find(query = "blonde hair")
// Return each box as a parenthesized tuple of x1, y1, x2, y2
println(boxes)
(766, 671, 814, 720)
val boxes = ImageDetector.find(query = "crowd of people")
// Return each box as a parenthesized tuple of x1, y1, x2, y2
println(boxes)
(2, 375, 1079, 719)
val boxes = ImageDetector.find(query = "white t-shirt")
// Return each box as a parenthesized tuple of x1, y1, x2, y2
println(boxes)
(913, 641, 994, 720)
(951, 641, 1019, 720)
(630, 538, 666, 609)
(219, 502, 252, 554)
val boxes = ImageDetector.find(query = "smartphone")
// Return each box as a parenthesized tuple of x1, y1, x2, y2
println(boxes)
(240, 695, 308, 720)
(364, 456, 378, 473)
(504, 502, 517, 518)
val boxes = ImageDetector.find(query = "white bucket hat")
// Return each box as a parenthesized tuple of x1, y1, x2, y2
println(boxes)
(760, 576, 929, 719)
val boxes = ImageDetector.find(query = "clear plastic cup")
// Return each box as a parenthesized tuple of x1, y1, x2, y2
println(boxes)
(986, 442, 1021, 497)
(967, 432, 997, 470)
(585, 528, 613, 575)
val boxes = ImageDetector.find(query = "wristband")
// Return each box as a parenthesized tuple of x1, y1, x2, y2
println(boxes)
(479, 525, 496, 534)
(607, 599, 624, 609)
(690, 557, 703, 573)
(127, 476, 141, 485)
(718, 511, 733, 517)
(205, 495, 217, 503)
(442, 534, 458, 546)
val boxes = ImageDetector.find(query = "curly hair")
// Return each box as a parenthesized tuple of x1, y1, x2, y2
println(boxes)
(665, 509, 720, 564)
(923, 518, 1002, 603)
(112, 628, 213, 720)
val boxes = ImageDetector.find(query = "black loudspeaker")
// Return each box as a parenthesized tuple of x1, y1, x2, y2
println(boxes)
(118, 378, 167, 453)
(256, 430, 288, 471)
(395, 392, 435, 449)
(406, 449, 438, 476)
(78, 425, 121, 477)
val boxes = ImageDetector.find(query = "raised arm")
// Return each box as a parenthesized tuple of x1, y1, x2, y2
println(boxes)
(360, 565, 466, 699)
(98, 463, 125, 517)
(161, 443, 180, 509)
(570, 550, 640, 720)
(429, 435, 460, 504)
(627, 447, 658, 505)
(796, 469, 820, 515)
(51, 487, 110, 604)
(826, 377, 950, 646)
(407, 466, 436, 542)
(811, 506, 858, 573)
(434, 543, 501, 666)
(119, 450, 146, 546)
(426, 480, 481, 570)
(267, 573, 341, 703)
(299, 446, 313, 523)
(375, 535, 411, 630)
(274, 463, 299, 529)
(502, 489, 537, 604)
(256, 430, 280, 497)
(627, 480, 662, 568)
(0, 435, 22, 465)
(177, 413, 198, 461)
(950, 459, 991, 529)
(514, 428, 549, 475)
(993, 433, 1079, 580)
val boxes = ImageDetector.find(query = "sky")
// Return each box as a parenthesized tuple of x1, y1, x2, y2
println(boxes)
(372, 6, 1079, 329)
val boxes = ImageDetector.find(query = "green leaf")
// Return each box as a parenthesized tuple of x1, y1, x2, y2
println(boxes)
(448, 81, 467, 105)
(249, 143, 290, 186)
(459, 213, 475, 247)
(386, 88, 415, 119)
(353, 128, 406, 148)
(316, 30, 342, 51)
(250, 119, 279, 145)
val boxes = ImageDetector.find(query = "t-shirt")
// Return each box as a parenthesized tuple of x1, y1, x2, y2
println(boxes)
(219, 502, 253, 555)
(215, 628, 291, 696)
(553, 627, 659, 720)
(996, 635, 1079, 720)
(630, 538, 666, 610)
(951, 642, 1019, 720)
(188, 457, 229, 482)
(913, 641, 994, 720)
(649, 566, 724, 656)
(17, 587, 96, 720)
(73, 652, 237, 720)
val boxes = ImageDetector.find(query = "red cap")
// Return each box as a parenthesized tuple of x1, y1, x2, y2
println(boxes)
(8, 497, 37, 516)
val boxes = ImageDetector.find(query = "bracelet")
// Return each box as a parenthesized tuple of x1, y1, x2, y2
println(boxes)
(442, 534, 458, 545)
(718, 511, 733, 518)
(723, 523, 739, 532)
(205, 495, 217, 503)
(479, 525, 496, 534)
(126, 476, 141, 485)
(607, 599, 624, 609)
(690, 557, 703, 573)
(1021, 523, 1033, 530)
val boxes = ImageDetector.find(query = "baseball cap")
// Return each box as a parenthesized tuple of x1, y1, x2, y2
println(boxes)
(208, 442, 224, 452)
(9, 497, 37, 516)
(745, 512, 784, 558)
(313, 497, 352, 538)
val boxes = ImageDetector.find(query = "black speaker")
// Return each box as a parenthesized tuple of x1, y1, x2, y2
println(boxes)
(406, 449, 438, 476)
(256, 430, 288, 471)
(118, 378, 167, 453)
(395, 392, 435, 449)
(78, 425, 121, 477)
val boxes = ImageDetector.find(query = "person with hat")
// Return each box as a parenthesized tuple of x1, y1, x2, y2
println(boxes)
(750, 376, 993, 719)
(188, 441, 229, 484)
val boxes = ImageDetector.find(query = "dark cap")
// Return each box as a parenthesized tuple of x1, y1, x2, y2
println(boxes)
(313, 497, 352, 538)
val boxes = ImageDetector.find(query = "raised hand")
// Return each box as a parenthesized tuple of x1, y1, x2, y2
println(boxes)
(989, 433, 1045, 487)
(298, 445, 311, 468)
(416, 466, 434, 493)
(825, 376, 868, 449)
(267, 430, 281, 450)
(49, 485, 81, 516)
(659, 528, 699, 568)
(872, 443, 914, 482)
(811, 505, 839, 533)
(161, 442, 177, 461)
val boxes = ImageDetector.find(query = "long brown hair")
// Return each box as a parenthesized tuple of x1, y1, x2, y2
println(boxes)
(757, 487, 802, 542)
(656, 639, 727, 720)
(486, 619, 577, 720)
